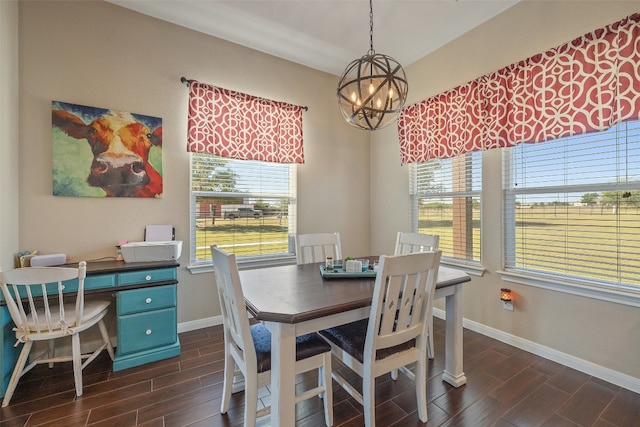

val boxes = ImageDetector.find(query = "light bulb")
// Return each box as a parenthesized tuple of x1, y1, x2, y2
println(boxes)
(369, 83, 375, 95)
(376, 98, 382, 109)
(351, 91, 357, 103)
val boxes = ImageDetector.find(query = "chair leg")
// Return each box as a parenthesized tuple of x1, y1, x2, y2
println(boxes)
(71, 333, 83, 397)
(243, 370, 258, 427)
(48, 339, 55, 368)
(363, 370, 376, 427)
(1, 341, 33, 407)
(98, 319, 115, 360)
(415, 351, 428, 422)
(220, 350, 235, 414)
(427, 316, 434, 359)
(321, 353, 334, 426)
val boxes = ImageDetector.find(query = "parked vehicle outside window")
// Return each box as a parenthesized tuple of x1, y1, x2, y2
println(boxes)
(224, 207, 263, 219)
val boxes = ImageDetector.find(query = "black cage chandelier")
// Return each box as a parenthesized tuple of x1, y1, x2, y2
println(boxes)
(337, 0, 408, 131)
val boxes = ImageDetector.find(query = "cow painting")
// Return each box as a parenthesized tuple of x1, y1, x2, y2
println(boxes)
(52, 101, 163, 198)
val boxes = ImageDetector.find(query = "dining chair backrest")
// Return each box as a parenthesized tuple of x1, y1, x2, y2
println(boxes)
(1, 263, 86, 339)
(295, 232, 342, 265)
(394, 232, 439, 255)
(211, 247, 256, 368)
(393, 231, 440, 362)
(365, 251, 441, 366)
(318, 250, 442, 426)
(211, 245, 334, 426)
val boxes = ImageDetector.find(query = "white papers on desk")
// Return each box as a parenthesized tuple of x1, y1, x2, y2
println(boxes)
(145, 225, 175, 241)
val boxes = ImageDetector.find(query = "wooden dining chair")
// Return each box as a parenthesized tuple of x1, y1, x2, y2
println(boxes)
(320, 251, 442, 427)
(394, 231, 440, 360)
(211, 246, 334, 427)
(295, 232, 342, 264)
(0, 261, 115, 407)
(395, 231, 439, 255)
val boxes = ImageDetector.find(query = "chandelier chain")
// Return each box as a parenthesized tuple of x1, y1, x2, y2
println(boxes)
(336, 0, 408, 130)
(368, 0, 374, 55)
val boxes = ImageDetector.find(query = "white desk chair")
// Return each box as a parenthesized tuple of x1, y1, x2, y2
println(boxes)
(0, 261, 114, 407)
(395, 232, 440, 360)
(320, 251, 442, 427)
(295, 232, 342, 265)
(211, 246, 334, 427)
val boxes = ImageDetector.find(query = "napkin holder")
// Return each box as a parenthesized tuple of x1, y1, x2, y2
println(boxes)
(344, 259, 363, 273)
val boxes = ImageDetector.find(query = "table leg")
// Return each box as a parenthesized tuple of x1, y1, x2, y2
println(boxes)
(442, 283, 467, 387)
(264, 321, 296, 427)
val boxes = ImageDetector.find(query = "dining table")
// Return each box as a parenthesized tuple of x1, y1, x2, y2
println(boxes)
(239, 260, 471, 427)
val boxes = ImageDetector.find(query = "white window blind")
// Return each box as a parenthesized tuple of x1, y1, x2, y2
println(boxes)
(190, 153, 296, 265)
(410, 151, 482, 263)
(503, 121, 640, 290)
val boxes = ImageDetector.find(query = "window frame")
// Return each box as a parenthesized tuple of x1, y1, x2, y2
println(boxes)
(500, 122, 640, 306)
(410, 151, 484, 272)
(188, 153, 297, 273)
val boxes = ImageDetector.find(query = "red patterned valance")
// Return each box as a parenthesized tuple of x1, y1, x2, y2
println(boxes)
(187, 81, 305, 164)
(398, 13, 640, 164)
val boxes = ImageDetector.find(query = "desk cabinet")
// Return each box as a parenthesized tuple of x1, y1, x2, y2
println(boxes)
(114, 284, 179, 371)
(1, 260, 181, 396)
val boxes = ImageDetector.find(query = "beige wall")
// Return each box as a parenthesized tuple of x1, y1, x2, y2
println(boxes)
(5, 0, 640, 390)
(15, 1, 369, 328)
(371, 1, 640, 384)
(0, 0, 19, 272)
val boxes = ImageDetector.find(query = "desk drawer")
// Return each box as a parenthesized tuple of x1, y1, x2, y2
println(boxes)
(117, 285, 176, 315)
(0, 274, 115, 302)
(85, 274, 115, 290)
(116, 307, 177, 355)
(118, 268, 176, 286)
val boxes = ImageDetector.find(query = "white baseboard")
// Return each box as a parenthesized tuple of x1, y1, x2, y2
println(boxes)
(177, 315, 223, 334)
(178, 311, 640, 394)
(432, 308, 640, 394)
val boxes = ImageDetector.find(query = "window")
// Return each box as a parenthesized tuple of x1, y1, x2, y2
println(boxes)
(190, 153, 296, 267)
(503, 121, 640, 291)
(410, 151, 482, 264)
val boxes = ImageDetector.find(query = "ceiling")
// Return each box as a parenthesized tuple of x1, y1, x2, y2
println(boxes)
(107, 0, 519, 76)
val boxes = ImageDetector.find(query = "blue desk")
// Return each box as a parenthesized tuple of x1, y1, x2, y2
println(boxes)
(0, 260, 181, 397)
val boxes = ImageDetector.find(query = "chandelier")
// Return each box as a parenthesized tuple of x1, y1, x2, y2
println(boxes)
(337, 0, 408, 131)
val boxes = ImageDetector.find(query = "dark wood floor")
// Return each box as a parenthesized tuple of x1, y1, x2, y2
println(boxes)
(1, 318, 639, 426)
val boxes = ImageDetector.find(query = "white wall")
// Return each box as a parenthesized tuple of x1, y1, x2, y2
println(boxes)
(371, 1, 640, 385)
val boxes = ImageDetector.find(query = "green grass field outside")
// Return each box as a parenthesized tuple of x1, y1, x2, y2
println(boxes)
(196, 205, 640, 286)
(418, 205, 640, 285)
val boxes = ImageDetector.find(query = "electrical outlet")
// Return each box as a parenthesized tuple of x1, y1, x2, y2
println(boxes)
(502, 300, 514, 311)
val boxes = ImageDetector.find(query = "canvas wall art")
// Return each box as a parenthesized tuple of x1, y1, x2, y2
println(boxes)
(52, 101, 163, 198)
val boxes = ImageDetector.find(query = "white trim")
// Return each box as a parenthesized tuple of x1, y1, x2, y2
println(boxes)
(497, 269, 640, 308)
(186, 263, 214, 274)
(178, 315, 223, 334)
(187, 255, 296, 274)
(433, 308, 640, 394)
(441, 260, 485, 277)
(186, 310, 640, 394)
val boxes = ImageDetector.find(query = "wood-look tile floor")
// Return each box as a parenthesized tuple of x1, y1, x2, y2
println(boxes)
(1, 318, 639, 426)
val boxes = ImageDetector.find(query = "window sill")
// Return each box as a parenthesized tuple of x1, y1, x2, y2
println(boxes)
(497, 269, 640, 307)
(190, 255, 485, 278)
(187, 255, 297, 274)
(441, 259, 486, 277)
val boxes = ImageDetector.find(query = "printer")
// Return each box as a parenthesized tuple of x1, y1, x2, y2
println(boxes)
(120, 225, 182, 263)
